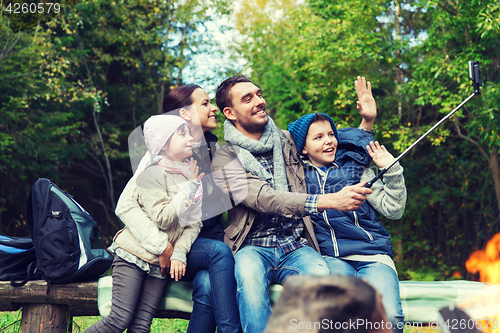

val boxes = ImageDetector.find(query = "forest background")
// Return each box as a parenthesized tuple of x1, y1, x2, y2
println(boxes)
(1, 0, 499, 281)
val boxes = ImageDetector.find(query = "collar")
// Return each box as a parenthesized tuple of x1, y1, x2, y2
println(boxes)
(204, 130, 218, 143)
(301, 155, 338, 171)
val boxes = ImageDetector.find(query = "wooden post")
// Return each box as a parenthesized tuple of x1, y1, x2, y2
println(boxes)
(21, 303, 72, 333)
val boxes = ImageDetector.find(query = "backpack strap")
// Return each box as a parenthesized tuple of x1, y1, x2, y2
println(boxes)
(10, 261, 41, 287)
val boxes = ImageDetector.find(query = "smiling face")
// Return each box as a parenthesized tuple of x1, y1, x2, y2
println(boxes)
(161, 124, 193, 162)
(302, 120, 338, 167)
(190, 88, 218, 133)
(223, 82, 268, 140)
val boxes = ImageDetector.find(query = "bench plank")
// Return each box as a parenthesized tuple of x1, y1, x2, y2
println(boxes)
(0, 280, 99, 316)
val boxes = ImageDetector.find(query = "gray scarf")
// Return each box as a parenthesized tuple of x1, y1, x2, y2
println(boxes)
(223, 117, 289, 192)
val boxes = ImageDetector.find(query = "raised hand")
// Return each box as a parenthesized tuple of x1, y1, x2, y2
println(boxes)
(189, 158, 205, 182)
(355, 76, 377, 124)
(366, 141, 395, 169)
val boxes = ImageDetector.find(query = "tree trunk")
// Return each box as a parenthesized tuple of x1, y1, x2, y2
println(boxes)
(393, 0, 403, 120)
(21, 304, 72, 333)
(453, 121, 500, 217)
(489, 147, 500, 215)
(157, 79, 165, 115)
(92, 105, 115, 211)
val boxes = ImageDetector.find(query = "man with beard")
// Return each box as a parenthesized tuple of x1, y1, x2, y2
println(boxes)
(211, 75, 374, 333)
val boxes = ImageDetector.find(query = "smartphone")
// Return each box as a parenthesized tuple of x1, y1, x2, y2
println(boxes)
(468, 60, 482, 90)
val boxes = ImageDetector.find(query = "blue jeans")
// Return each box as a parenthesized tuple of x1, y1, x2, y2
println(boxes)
(324, 257, 404, 333)
(234, 245, 329, 333)
(183, 237, 241, 333)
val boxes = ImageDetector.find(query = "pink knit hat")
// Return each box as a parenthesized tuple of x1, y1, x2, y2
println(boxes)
(143, 115, 188, 156)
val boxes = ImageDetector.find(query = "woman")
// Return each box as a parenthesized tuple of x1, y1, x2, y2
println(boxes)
(115, 85, 241, 333)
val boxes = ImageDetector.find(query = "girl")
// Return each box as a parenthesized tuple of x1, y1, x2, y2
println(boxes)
(115, 85, 242, 333)
(85, 115, 204, 333)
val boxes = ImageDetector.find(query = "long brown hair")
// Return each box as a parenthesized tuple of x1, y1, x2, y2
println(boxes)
(162, 84, 201, 114)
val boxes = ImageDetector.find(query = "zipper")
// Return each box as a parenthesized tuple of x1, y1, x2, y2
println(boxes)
(353, 211, 373, 241)
(316, 167, 339, 257)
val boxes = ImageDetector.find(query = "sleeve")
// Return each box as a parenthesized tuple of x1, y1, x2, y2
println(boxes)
(211, 145, 309, 219)
(361, 162, 407, 219)
(135, 166, 201, 231)
(115, 156, 169, 256)
(170, 199, 203, 265)
(184, 179, 202, 201)
(304, 194, 320, 215)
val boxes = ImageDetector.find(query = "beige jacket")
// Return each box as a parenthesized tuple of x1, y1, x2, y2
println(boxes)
(211, 130, 320, 254)
(113, 165, 202, 265)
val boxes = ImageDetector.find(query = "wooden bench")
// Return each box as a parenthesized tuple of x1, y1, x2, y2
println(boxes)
(0, 280, 189, 333)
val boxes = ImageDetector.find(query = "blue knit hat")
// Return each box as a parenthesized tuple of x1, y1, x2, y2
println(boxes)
(288, 113, 339, 154)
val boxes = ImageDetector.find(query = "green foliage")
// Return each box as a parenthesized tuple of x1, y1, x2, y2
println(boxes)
(2, 0, 80, 33)
(405, 0, 500, 153)
(0, 0, 231, 239)
(0, 12, 85, 234)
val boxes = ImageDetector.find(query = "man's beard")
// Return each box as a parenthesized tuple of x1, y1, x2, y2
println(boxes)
(236, 108, 268, 135)
(242, 120, 267, 135)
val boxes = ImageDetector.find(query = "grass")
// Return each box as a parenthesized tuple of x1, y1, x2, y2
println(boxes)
(0, 311, 189, 333)
(0, 311, 20, 333)
(72, 316, 189, 333)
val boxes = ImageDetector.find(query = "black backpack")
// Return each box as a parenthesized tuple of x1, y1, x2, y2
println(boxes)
(13, 178, 112, 290)
(0, 235, 37, 282)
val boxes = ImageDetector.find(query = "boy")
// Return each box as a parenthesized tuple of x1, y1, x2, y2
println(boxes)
(288, 112, 406, 333)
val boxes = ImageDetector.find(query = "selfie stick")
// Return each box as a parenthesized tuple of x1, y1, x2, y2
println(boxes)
(364, 60, 482, 188)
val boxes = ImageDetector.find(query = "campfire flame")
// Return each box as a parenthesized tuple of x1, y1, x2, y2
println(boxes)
(462, 233, 500, 333)
(466, 233, 500, 284)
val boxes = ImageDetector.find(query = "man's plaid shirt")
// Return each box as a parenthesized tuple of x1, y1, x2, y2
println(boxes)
(242, 149, 319, 253)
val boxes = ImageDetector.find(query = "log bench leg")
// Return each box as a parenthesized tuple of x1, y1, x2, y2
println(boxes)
(21, 304, 72, 333)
